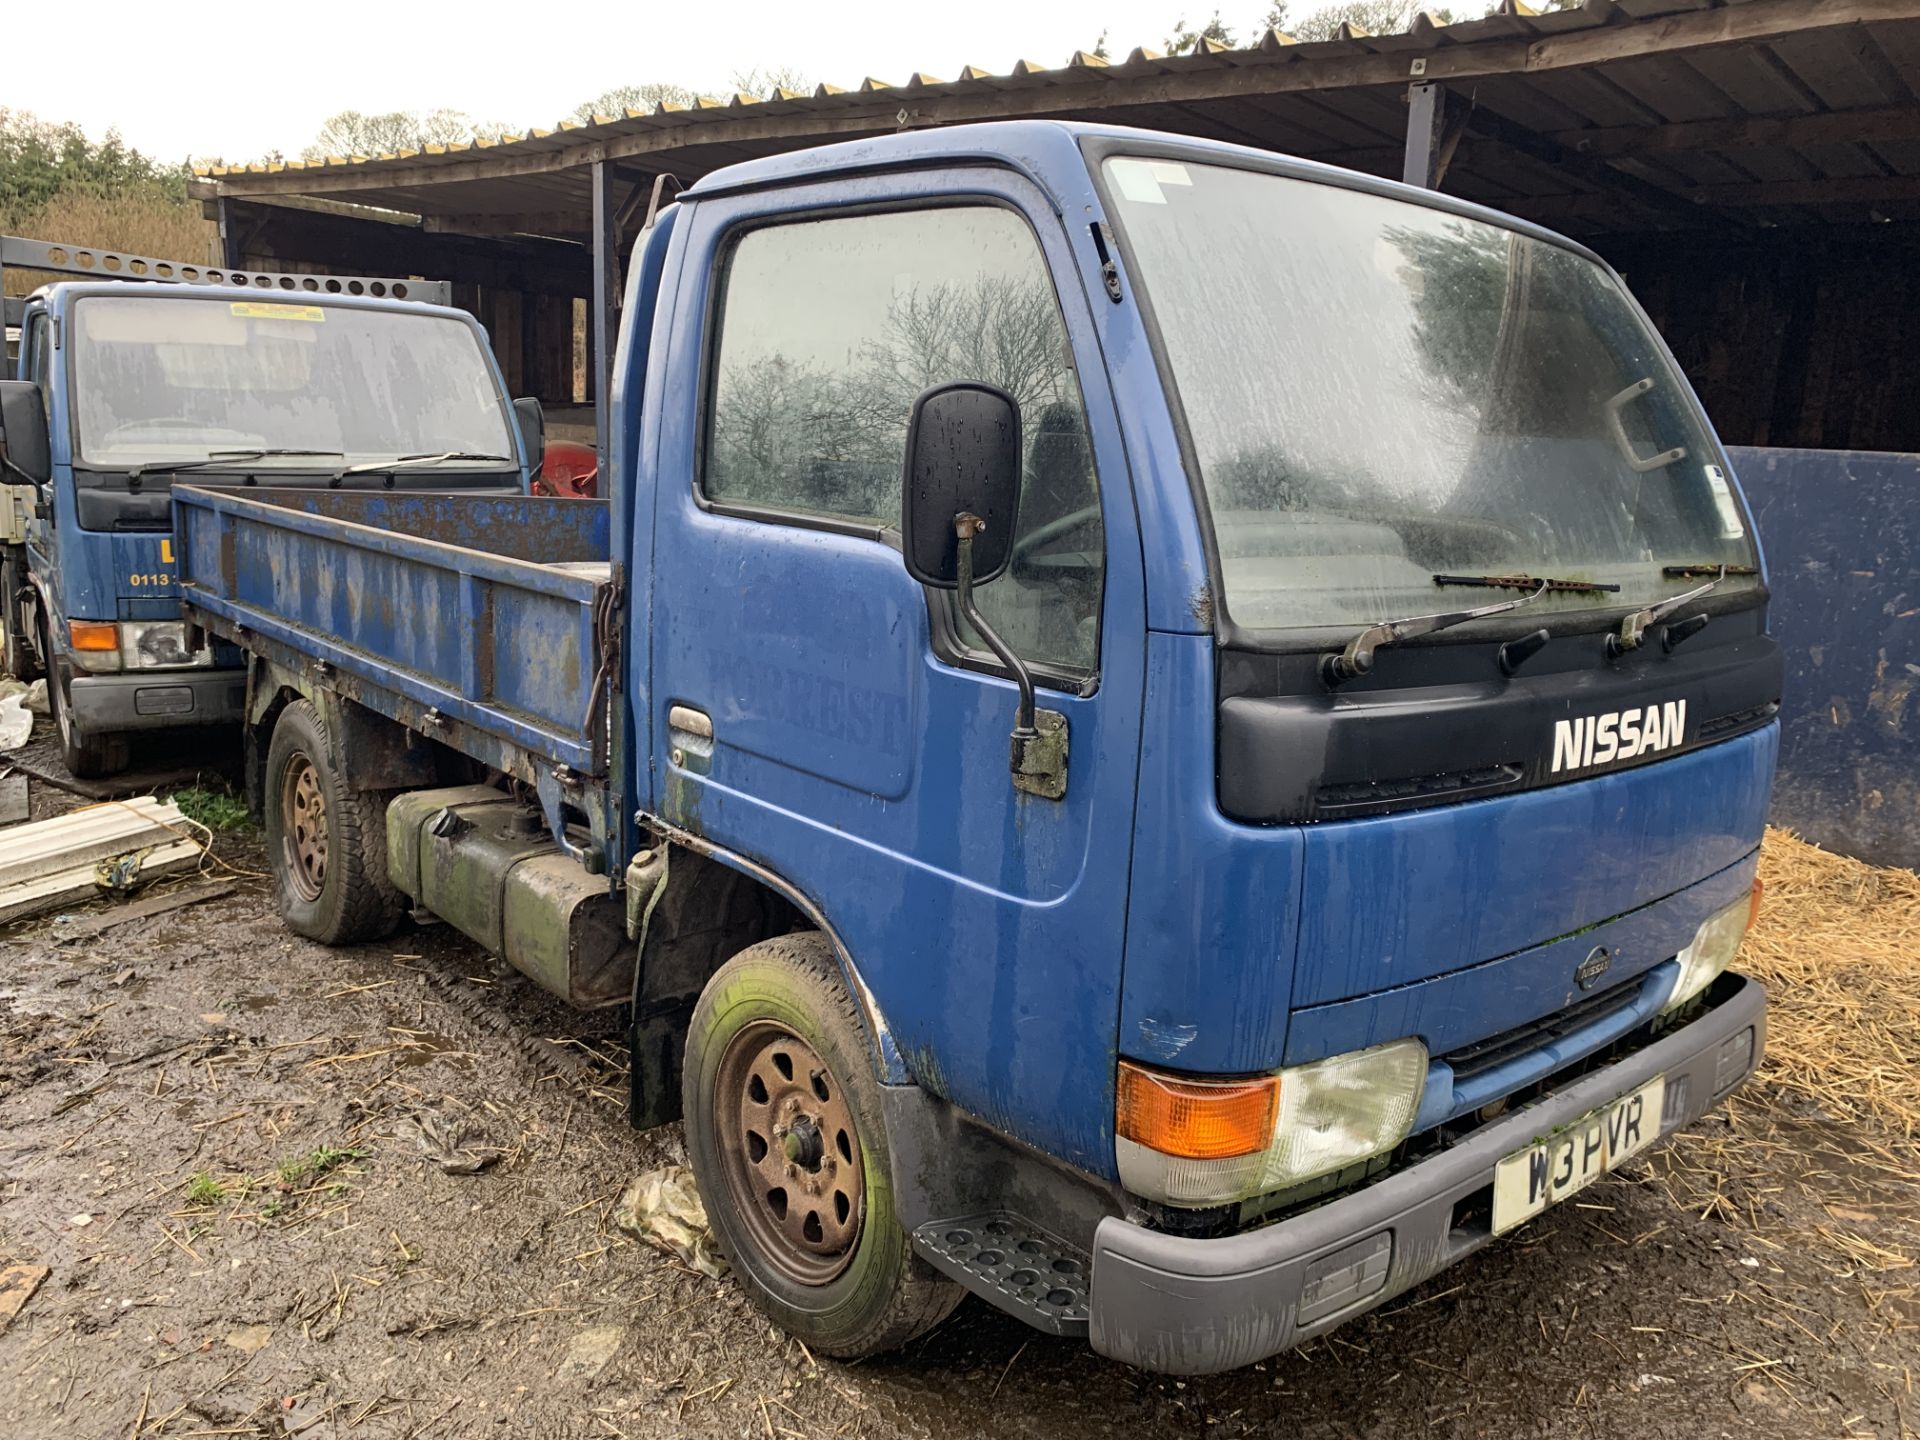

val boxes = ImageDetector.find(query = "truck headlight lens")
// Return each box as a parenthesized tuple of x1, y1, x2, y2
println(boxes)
(68, 620, 123, 673)
(120, 621, 213, 671)
(1663, 881, 1761, 1014)
(1116, 1038, 1428, 1207)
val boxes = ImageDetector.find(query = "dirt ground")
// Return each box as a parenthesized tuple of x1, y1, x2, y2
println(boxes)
(3, 723, 1918, 1440)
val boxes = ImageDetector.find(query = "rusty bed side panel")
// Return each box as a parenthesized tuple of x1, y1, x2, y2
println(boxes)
(173, 485, 611, 778)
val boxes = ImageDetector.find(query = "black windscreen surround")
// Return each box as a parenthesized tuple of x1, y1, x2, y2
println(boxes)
(1216, 610, 1783, 824)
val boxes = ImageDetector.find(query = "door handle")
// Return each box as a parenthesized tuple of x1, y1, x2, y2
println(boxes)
(667, 704, 713, 774)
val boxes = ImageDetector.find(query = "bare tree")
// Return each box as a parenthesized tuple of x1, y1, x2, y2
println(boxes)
(301, 109, 502, 161)
(729, 66, 812, 98)
(1285, 0, 1460, 40)
(570, 83, 697, 121)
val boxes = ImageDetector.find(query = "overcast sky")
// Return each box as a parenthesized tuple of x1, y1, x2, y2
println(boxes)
(9, 1, 1287, 164)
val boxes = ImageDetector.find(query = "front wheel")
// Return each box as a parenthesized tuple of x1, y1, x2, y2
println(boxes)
(263, 699, 404, 944)
(684, 933, 961, 1358)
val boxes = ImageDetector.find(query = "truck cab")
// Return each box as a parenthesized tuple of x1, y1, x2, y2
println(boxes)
(169, 121, 1780, 1374)
(0, 282, 539, 775)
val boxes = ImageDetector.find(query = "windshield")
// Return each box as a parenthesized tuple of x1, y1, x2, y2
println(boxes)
(1101, 156, 1758, 634)
(69, 295, 514, 473)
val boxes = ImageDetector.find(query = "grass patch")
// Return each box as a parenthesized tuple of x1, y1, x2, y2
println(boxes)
(183, 1172, 225, 1207)
(170, 786, 251, 832)
(276, 1144, 368, 1189)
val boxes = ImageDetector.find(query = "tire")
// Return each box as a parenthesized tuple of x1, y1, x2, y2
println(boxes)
(1, 552, 39, 682)
(684, 933, 962, 1358)
(263, 699, 404, 944)
(43, 615, 128, 779)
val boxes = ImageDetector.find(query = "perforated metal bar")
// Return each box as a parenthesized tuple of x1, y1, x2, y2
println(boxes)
(0, 235, 450, 306)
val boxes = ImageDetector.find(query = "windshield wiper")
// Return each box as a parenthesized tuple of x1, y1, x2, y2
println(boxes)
(1323, 578, 1549, 686)
(1609, 567, 1727, 656)
(1434, 573, 1622, 595)
(330, 451, 514, 485)
(128, 448, 345, 482)
(1662, 563, 1758, 579)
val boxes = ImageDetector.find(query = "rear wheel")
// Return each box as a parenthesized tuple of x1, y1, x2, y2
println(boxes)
(43, 616, 128, 779)
(263, 699, 403, 944)
(685, 933, 961, 1358)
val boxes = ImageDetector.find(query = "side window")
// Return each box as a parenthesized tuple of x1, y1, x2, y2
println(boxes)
(26, 316, 52, 406)
(703, 205, 1105, 675)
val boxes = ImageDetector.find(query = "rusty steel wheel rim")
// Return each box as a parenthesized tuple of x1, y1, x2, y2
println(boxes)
(715, 1021, 864, 1286)
(280, 752, 329, 903)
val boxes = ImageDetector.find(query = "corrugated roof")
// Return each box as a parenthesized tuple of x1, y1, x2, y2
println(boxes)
(194, 0, 1920, 236)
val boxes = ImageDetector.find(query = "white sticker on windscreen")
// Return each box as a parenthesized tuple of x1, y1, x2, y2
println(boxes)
(1110, 158, 1193, 205)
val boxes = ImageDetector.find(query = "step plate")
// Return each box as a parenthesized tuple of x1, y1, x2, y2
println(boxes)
(912, 1212, 1091, 1336)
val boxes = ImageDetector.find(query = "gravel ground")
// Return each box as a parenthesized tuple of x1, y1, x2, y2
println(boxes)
(2, 726, 1916, 1440)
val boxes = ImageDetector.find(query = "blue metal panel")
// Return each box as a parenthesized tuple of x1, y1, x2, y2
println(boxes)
(611, 205, 682, 850)
(1730, 446, 1920, 870)
(642, 163, 1150, 1176)
(1290, 850, 1757, 1069)
(174, 486, 607, 774)
(1117, 631, 1304, 1073)
(1291, 724, 1778, 1009)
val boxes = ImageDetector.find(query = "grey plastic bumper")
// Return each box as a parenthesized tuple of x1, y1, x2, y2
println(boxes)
(68, 668, 246, 733)
(1088, 976, 1766, 1375)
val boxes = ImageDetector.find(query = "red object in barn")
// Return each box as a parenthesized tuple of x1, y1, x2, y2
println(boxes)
(535, 440, 599, 497)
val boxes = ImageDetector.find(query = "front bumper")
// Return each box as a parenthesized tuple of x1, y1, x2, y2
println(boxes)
(68, 668, 246, 733)
(1088, 975, 1765, 1374)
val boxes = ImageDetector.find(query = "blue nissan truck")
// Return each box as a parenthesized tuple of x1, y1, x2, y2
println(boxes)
(0, 244, 541, 777)
(5, 123, 1776, 1373)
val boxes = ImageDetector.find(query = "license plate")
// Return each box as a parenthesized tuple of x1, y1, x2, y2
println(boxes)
(1492, 1076, 1665, 1235)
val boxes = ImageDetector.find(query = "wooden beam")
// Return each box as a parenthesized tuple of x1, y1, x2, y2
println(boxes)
(423, 211, 587, 239)
(1681, 174, 1920, 207)
(1461, 102, 1723, 227)
(1506, 173, 1920, 224)
(204, 0, 1920, 202)
(1550, 102, 1920, 157)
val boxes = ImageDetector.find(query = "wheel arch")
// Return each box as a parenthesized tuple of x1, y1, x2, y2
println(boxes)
(628, 819, 910, 1133)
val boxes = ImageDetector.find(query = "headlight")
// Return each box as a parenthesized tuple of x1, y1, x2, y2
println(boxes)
(119, 621, 214, 671)
(1116, 1038, 1428, 1207)
(67, 619, 123, 673)
(1663, 881, 1761, 1013)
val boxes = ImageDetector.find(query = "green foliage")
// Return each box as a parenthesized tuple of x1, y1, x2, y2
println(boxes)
(0, 109, 189, 229)
(183, 1173, 225, 1207)
(169, 786, 252, 832)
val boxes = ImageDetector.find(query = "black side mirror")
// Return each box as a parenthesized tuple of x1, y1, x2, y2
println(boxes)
(901, 381, 1022, 589)
(0, 380, 50, 487)
(899, 381, 1066, 800)
(512, 396, 545, 485)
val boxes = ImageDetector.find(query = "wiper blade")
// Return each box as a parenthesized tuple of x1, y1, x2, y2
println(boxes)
(129, 448, 345, 481)
(1662, 563, 1758, 579)
(1323, 579, 1548, 686)
(331, 451, 514, 482)
(1609, 567, 1727, 655)
(1434, 572, 1622, 595)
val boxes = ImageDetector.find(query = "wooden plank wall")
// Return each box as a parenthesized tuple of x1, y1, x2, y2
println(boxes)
(1605, 226, 1920, 454)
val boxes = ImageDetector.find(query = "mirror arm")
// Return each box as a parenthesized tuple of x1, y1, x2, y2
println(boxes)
(954, 512, 1036, 737)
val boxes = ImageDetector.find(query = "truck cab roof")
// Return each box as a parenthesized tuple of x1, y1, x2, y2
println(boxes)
(683, 118, 1601, 264)
(31, 280, 469, 324)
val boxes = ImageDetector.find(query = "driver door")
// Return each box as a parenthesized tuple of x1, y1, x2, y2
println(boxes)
(643, 167, 1147, 1171)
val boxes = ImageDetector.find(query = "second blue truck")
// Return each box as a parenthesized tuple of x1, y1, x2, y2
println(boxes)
(0, 121, 1780, 1373)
